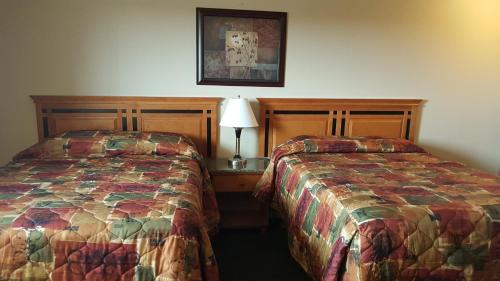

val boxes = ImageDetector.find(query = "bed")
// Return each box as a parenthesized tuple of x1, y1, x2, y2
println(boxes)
(0, 96, 221, 281)
(255, 98, 500, 281)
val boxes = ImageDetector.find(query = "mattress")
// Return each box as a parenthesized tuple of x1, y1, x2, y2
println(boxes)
(255, 136, 500, 281)
(0, 131, 219, 281)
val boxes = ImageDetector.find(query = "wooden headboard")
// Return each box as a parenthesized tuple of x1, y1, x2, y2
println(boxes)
(31, 96, 221, 158)
(258, 98, 423, 157)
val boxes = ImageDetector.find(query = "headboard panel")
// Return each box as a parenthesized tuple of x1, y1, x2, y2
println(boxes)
(258, 98, 423, 157)
(31, 96, 221, 158)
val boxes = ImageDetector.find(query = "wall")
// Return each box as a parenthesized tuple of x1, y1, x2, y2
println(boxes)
(1, 0, 499, 173)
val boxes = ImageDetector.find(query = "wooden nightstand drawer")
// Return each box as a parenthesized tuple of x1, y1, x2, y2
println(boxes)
(212, 174, 261, 192)
(216, 192, 268, 229)
(217, 193, 262, 211)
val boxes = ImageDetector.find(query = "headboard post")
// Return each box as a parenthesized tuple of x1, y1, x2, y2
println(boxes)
(31, 96, 222, 158)
(257, 98, 424, 157)
(34, 103, 44, 142)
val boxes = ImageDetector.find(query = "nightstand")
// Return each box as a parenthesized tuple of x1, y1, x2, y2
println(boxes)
(206, 158, 269, 229)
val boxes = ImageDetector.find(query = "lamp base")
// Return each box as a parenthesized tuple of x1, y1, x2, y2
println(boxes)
(228, 158, 247, 169)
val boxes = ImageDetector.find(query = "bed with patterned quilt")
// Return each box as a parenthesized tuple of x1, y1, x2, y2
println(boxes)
(0, 130, 219, 281)
(255, 136, 500, 281)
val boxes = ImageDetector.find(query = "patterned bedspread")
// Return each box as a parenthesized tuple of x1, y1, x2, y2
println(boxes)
(0, 131, 219, 281)
(255, 136, 500, 281)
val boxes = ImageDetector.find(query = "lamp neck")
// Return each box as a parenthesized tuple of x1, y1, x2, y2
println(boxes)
(234, 127, 242, 159)
(234, 127, 242, 138)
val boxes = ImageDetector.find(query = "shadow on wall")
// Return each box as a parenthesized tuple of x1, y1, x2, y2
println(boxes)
(250, 100, 261, 156)
(420, 142, 498, 174)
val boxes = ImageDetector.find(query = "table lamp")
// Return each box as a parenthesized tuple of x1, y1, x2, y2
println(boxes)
(220, 96, 258, 169)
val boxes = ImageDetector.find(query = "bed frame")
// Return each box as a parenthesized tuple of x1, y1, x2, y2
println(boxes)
(258, 98, 423, 157)
(31, 96, 221, 158)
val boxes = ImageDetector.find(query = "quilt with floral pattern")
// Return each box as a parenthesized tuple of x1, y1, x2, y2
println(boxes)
(255, 136, 500, 281)
(0, 131, 219, 281)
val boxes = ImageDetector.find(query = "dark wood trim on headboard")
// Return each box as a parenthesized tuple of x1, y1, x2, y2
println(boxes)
(31, 96, 222, 158)
(257, 98, 423, 157)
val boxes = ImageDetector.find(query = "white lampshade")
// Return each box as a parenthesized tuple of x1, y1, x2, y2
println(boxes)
(220, 97, 258, 128)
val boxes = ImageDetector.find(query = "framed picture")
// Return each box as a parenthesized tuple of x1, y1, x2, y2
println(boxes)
(196, 8, 287, 87)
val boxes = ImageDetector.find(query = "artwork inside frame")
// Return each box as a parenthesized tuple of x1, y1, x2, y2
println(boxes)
(196, 8, 287, 87)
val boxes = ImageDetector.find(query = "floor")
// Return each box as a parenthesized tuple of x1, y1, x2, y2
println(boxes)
(211, 221, 312, 281)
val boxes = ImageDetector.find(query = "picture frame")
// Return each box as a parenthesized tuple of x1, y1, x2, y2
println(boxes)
(196, 8, 287, 87)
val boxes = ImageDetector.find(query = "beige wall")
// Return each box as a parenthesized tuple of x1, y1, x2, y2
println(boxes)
(1, 0, 499, 173)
